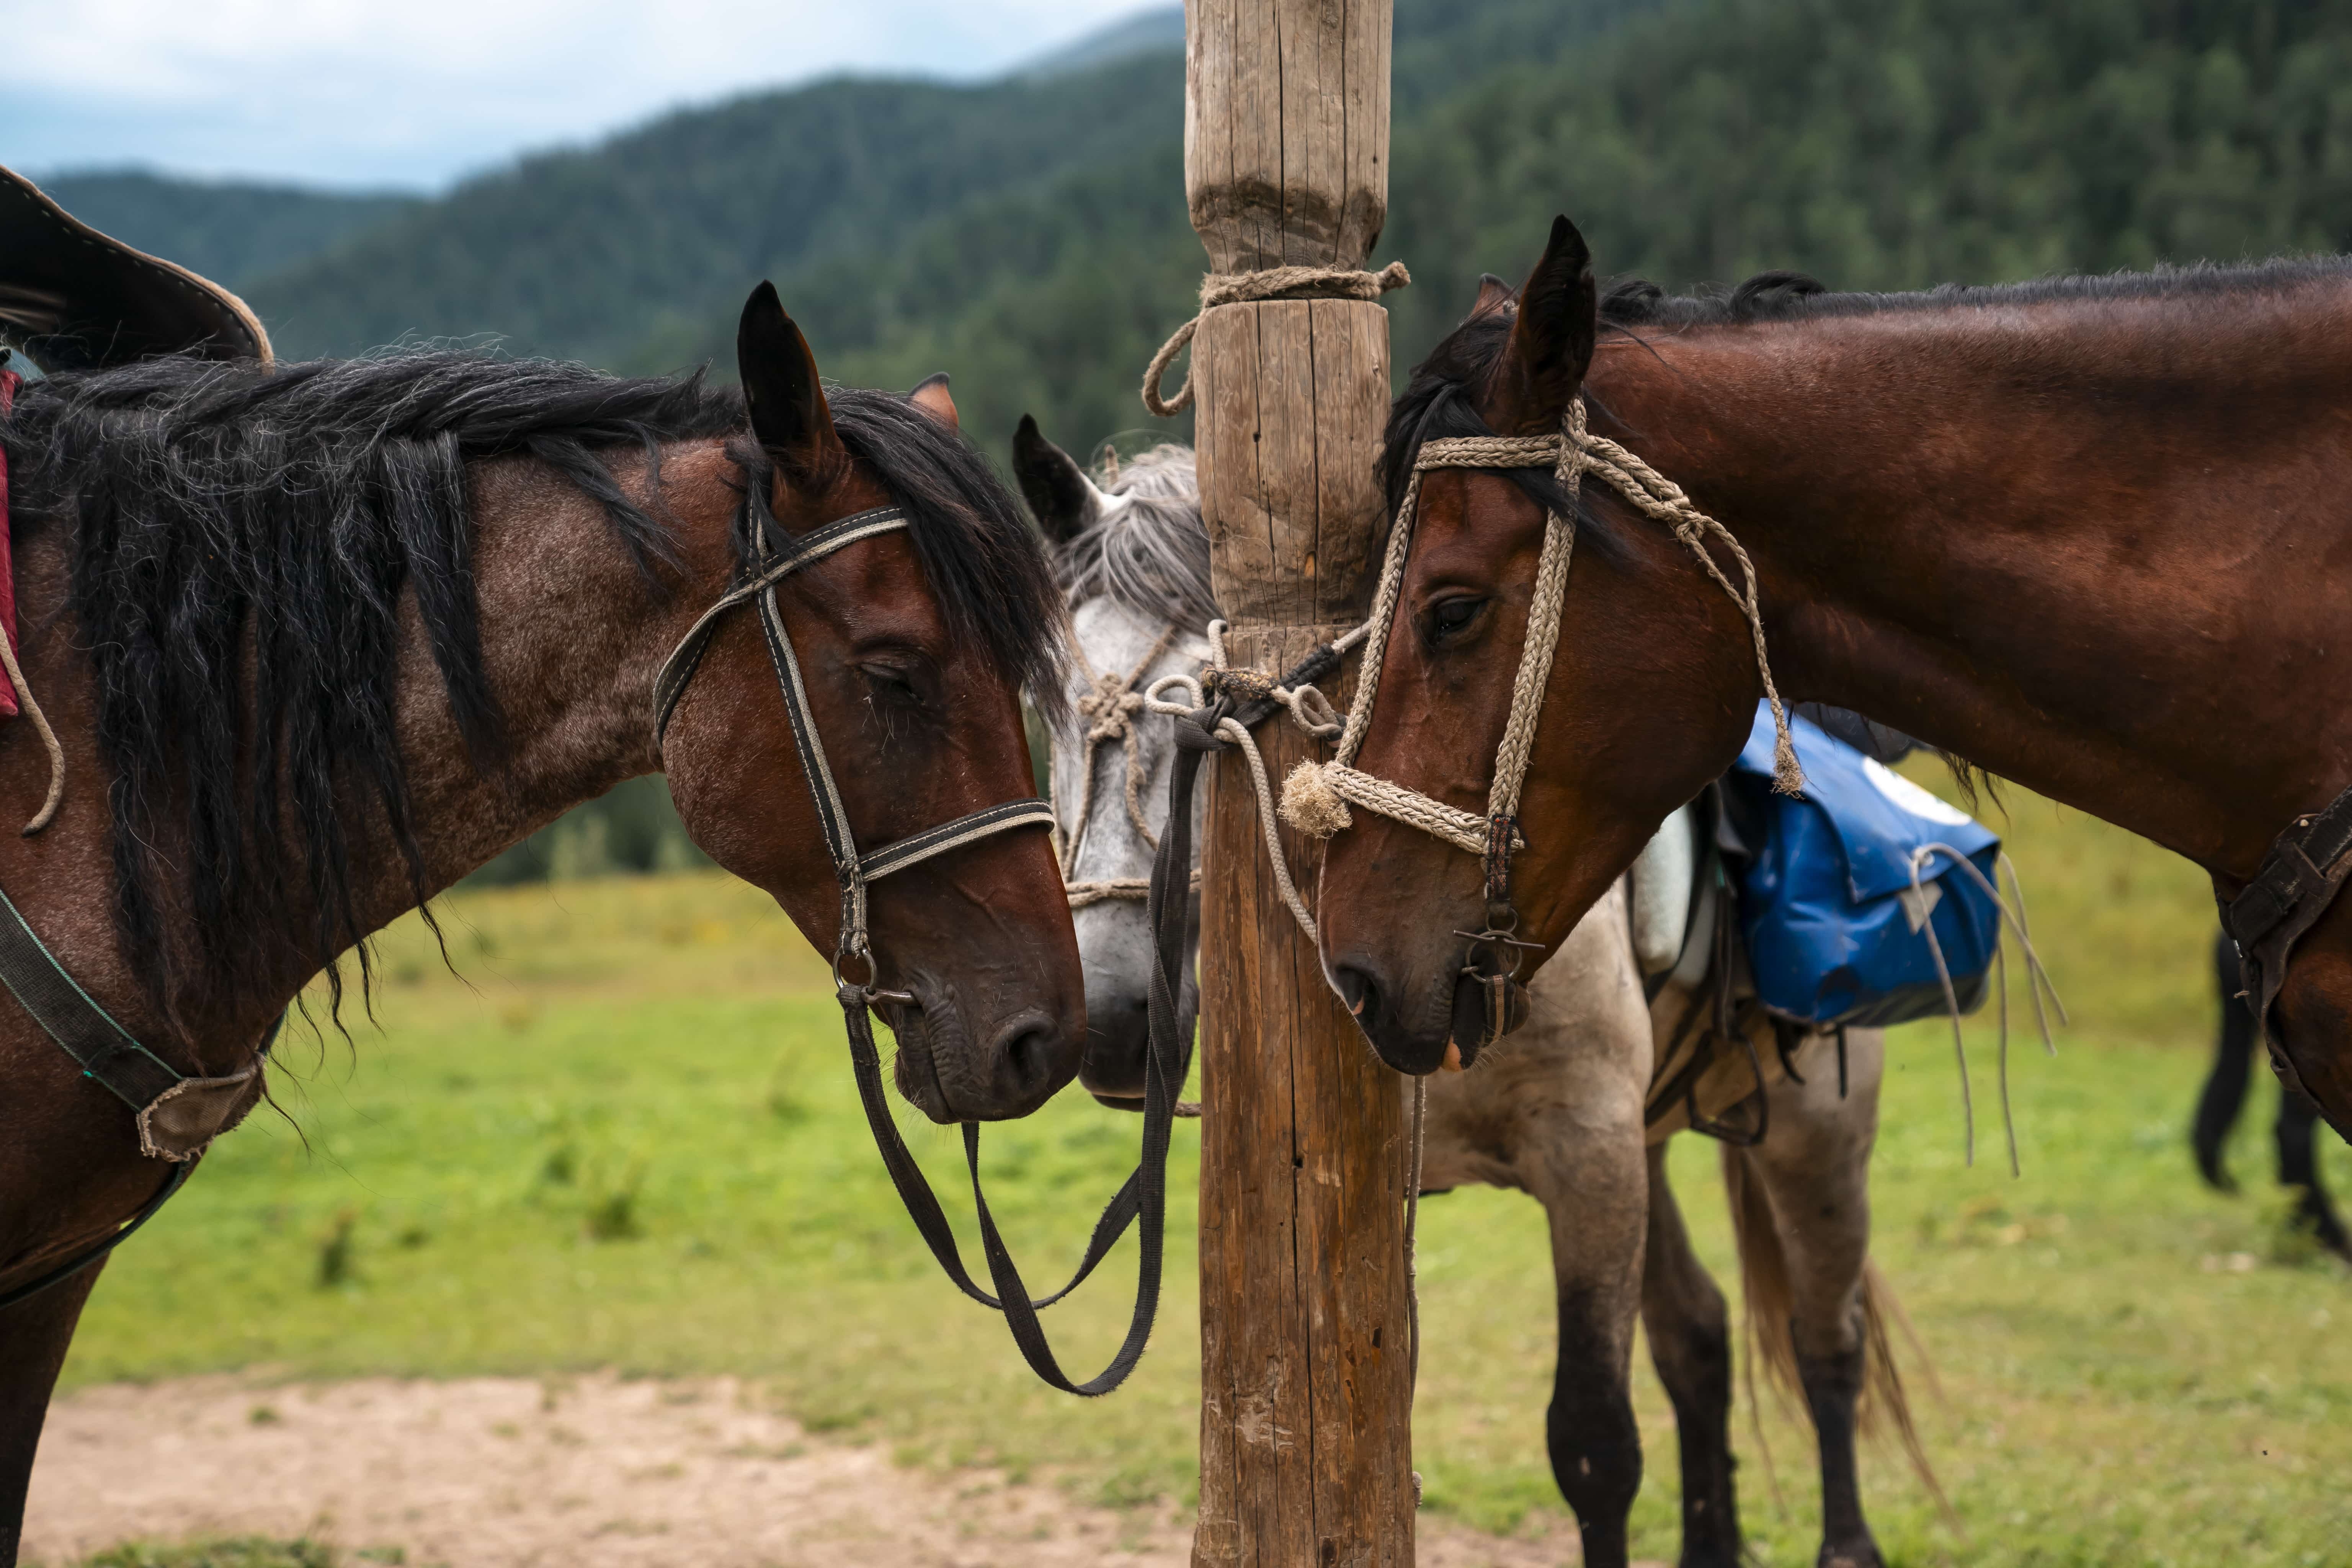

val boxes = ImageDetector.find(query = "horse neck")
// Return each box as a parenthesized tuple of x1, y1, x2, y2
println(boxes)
(385, 448, 709, 900)
(1586, 287, 2352, 880)
(16, 443, 719, 1061)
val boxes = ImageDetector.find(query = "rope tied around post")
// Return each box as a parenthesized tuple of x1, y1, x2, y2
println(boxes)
(1142, 262, 1412, 418)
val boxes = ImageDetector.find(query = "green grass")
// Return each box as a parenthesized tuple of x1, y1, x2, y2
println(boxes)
(57, 780, 2352, 1566)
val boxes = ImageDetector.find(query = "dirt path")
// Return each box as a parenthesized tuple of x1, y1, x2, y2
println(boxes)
(24, 1374, 1617, 1567)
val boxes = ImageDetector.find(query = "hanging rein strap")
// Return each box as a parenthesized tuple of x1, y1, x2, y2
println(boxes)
(655, 500, 1196, 1396)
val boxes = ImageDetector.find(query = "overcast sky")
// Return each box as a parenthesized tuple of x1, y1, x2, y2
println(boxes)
(2, 0, 1156, 191)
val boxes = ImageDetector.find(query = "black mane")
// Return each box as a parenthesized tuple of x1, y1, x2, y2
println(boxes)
(1387, 253, 2352, 532)
(1380, 310, 1630, 567)
(1596, 254, 2352, 329)
(0, 350, 1061, 1027)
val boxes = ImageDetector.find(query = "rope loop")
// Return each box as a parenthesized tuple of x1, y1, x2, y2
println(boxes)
(1143, 261, 1411, 418)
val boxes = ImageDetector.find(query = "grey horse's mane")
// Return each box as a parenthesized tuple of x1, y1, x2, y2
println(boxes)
(1050, 444, 1220, 631)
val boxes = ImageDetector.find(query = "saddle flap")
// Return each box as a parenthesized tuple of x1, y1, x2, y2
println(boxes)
(0, 165, 273, 371)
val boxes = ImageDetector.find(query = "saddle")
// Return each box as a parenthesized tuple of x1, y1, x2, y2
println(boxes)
(0, 164, 272, 371)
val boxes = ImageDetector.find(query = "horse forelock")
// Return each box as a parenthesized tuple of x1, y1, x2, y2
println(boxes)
(1049, 443, 1218, 637)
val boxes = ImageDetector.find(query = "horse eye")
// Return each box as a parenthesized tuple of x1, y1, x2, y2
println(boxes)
(1426, 597, 1485, 640)
(860, 662, 923, 702)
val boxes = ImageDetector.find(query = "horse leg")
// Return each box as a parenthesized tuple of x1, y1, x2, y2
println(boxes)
(0, 1262, 101, 1566)
(1517, 1103, 1648, 1568)
(2275, 1087, 2352, 1261)
(1640, 1140, 1740, 1568)
(2194, 927, 2256, 1191)
(1730, 1031, 1895, 1568)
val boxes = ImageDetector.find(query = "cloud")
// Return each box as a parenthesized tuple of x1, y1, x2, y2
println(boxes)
(0, 0, 1152, 189)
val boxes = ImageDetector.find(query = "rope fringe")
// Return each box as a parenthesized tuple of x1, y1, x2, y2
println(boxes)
(1142, 262, 1412, 418)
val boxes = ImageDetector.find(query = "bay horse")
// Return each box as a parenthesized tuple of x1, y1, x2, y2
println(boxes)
(0, 287, 1085, 1562)
(1305, 217, 2352, 1162)
(1018, 423, 1932, 1568)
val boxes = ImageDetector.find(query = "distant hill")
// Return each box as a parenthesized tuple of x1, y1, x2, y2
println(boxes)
(248, 56, 1186, 367)
(1016, 5, 1184, 78)
(31, 171, 419, 292)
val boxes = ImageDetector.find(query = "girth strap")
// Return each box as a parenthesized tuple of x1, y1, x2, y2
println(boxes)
(2221, 779, 2352, 1085)
(0, 884, 276, 1312)
(0, 882, 182, 1110)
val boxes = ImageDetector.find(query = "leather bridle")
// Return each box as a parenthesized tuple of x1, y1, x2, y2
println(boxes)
(655, 492, 1177, 1396)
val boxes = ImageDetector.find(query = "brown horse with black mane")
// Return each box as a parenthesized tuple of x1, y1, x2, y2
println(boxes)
(0, 287, 1083, 1560)
(1310, 217, 2352, 1145)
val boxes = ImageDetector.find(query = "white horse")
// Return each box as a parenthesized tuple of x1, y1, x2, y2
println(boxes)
(1015, 418, 1934, 1568)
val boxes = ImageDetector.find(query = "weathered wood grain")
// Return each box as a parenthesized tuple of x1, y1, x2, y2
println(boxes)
(1183, 2, 1408, 1562)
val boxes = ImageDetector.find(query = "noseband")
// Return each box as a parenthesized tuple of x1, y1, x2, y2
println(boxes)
(1280, 398, 1802, 1049)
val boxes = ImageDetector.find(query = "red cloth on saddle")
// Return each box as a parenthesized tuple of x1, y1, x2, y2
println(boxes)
(0, 368, 17, 717)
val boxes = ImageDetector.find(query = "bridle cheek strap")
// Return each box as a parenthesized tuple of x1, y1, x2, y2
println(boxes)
(654, 496, 1186, 1399)
(651, 502, 1052, 968)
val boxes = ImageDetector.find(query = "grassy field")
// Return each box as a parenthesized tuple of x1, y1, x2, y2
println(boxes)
(54, 773, 2352, 1567)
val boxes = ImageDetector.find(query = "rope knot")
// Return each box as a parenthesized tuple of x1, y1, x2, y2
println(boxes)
(1279, 760, 1353, 839)
(1143, 262, 1412, 417)
(1076, 671, 1144, 744)
(1202, 665, 1277, 707)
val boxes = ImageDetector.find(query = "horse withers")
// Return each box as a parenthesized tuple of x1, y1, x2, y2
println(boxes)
(1018, 420, 1932, 1568)
(0, 281, 1085, 1561)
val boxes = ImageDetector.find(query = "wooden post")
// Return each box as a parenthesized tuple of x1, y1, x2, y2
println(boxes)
(1183, 3, 1411, 1564)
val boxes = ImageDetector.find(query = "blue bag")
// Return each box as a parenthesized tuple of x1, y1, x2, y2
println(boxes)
(1725, 703, 2003, 1029)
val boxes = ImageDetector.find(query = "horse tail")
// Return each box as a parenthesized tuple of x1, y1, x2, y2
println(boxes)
(1721, 1145, 1949, 1516)
(1858, 1258, 1950, 1514)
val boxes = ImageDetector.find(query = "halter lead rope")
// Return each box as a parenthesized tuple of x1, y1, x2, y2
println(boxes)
(1281, 399, 1805, 899)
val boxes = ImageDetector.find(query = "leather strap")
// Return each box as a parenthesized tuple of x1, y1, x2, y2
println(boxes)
(2220, 779, 2352, 1088)
(0, 882, 182, 1111)
(0, 1160, 189, 1313)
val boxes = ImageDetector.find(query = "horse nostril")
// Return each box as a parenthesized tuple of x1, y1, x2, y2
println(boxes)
(991, 1012, 1070, 1106)
(1332, 964, 1377, 1021)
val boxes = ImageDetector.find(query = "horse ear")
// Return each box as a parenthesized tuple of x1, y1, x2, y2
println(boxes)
(737, 281, 845, 474)
(1487, 216, 1597, 436)
(1471, 273, 1515, 318)
(1013, 414, 1096, 543)
(908, 371, 959, 431)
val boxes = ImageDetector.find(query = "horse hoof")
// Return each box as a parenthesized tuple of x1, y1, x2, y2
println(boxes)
(1818, 1546, 1885, 1568)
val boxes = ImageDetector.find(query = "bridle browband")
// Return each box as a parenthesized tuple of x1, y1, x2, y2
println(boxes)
(1279, 397, 1803, 1052)
(654, 492, 1179, 1396)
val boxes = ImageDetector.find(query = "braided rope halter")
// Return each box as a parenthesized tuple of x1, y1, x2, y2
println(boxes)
(1053, 622, 1193, 909)
(1280, 398, 1804, 1046)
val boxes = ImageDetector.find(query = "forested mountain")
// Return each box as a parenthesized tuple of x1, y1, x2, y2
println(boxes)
(57, 0, 2350, 879)
(236, 0, 1657, 388)
(1379, 0, 2352, 357)
(31, 172, 418, 292)
(250, 57, 1189, 366)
